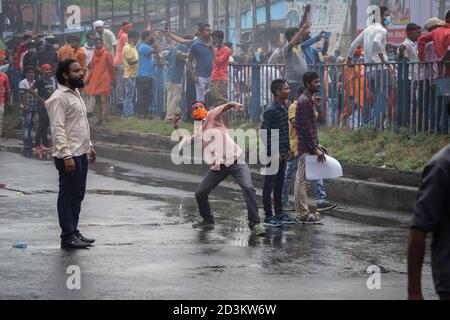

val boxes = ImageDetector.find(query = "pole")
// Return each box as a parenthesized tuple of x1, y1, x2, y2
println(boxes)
(265, 0, 271, 52)
(235, 0, 241, 53)
(144, 0, 147, 29)
(439, 0, 446, 21)
(94, 0, 99, 20)
(351, 0, 357, 42)
(129, 1, 133, 23)
(178, 0, 184, 34)
(166, 0, 170, 28)
(251, 0, 257, 52)
(111, 0, 114, 28)
(225, 0, 230, 42)
(48, 0, 51, 33)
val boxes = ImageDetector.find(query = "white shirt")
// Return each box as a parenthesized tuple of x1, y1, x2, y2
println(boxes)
(349, 23, 388, 64)
(45, 84, 93, 159)
(400, 38, 419, 80)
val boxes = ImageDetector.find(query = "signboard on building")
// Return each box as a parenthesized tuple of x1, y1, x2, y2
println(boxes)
(286, 0, 350, 53)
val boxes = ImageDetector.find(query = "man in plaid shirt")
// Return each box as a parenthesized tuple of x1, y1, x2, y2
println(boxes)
(294, 72, 327, 224)
(261, 79, 295, 227)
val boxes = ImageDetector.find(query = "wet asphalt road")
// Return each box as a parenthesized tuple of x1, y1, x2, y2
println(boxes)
(0, 150, 437, 300)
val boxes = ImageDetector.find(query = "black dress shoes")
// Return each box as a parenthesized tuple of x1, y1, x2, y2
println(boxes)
(61, 237, 91, 249)
(76, 233, 95, 244)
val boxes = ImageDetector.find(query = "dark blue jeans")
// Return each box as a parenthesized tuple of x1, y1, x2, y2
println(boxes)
(263, 159, 287, 220)
(54, 155, 89, 241)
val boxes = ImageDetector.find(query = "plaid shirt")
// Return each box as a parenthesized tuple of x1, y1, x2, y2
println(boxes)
(261, 99, 289, 158)
(294, 90, 319, 155)
(19, 79, 38, 112)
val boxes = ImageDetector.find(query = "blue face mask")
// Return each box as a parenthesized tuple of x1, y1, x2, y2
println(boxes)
(384, 16, 392, 26)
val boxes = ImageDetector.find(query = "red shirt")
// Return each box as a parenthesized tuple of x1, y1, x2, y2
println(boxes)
(418, 24, 450, 61)
(0, 72, 11, 104)
(211, 46, 231, 81)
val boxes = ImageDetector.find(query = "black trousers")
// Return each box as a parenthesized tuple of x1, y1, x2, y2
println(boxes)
(54, 155, 89, 241)
(135, 77, 154, 118)
(35, 108, 50, 147)
(263, 159, 287, 220)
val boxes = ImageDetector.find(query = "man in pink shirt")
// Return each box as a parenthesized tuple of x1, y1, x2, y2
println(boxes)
(211, 30, 232, 125)
(175, 101, 266, 236)
(113, 22, 133, 115)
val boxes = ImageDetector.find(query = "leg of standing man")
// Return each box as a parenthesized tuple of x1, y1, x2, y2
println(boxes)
(0, 103, 4, 138)
(282, 156, 299, 210)
(263, 159, 287, 227)
(196, 77, 211, 103)
(115, 64, 125, 115)
(123, 77, 136, 118)
(54, 155, 90, 247)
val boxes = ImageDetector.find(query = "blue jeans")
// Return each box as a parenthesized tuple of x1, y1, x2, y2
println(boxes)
(22, 111, 35, 150)
(123, 77, 136, 118)
(281, 156, 326, 205)
(368, 69, 391, 127)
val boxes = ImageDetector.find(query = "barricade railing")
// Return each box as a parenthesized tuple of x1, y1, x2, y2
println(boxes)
(136, 61, 449, 134)
(309, 61, 449, 134)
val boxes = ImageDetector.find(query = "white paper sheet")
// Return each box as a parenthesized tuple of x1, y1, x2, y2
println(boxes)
(305, 155, 343, 180)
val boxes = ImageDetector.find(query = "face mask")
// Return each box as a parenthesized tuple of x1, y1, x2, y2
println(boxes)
(192, 108, 208, 121)
(87, 40, 95, 47)
(384, 16, 392, 26)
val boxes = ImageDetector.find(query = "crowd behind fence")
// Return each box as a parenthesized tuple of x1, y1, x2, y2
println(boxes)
(140, 60, 449, 134)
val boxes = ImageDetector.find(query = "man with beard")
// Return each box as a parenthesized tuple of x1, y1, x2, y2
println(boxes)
(45, 59, 97, 249)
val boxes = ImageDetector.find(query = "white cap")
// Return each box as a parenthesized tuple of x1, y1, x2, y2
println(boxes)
(93, 20, 104, 29)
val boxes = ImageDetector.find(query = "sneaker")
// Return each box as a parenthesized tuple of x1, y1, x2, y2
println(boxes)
(251, 224, 266, 237)
(33, 145, 44, 152)
(282, 201, 295, 212)
(279, 213, 295, 225)
(296, 212, 326, 225)
(263, 216, 282, 228)
(317, 200, 337, 212)
(192, 218, 215, 228)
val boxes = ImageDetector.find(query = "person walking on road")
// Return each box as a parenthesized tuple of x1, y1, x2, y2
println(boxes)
(45, 59, 97, 249)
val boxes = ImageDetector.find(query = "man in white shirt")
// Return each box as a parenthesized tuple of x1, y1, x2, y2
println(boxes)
(45, 59, 97, 249)
(398, 23, 422, 127)
(348, 6, 392, 127)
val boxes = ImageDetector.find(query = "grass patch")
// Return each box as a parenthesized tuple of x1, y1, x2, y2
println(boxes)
(319, 127, 449, 172)
(95, 118, 450, 173)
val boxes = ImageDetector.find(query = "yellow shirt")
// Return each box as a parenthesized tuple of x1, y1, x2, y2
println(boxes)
(288, 101, 298, 157)
(122, 43, 138, 78)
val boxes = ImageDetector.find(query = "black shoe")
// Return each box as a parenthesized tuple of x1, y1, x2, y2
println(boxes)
(76, 233, 95, 244)
(61, 237, 91, 249)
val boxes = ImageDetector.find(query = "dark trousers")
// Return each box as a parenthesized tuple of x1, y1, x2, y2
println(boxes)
(263, 159, 287, 220)
(135, 76, 154, 118)
(195, 163, 260, 229)
(54, 155, 89, 241)
(35, 108, 50, 147)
